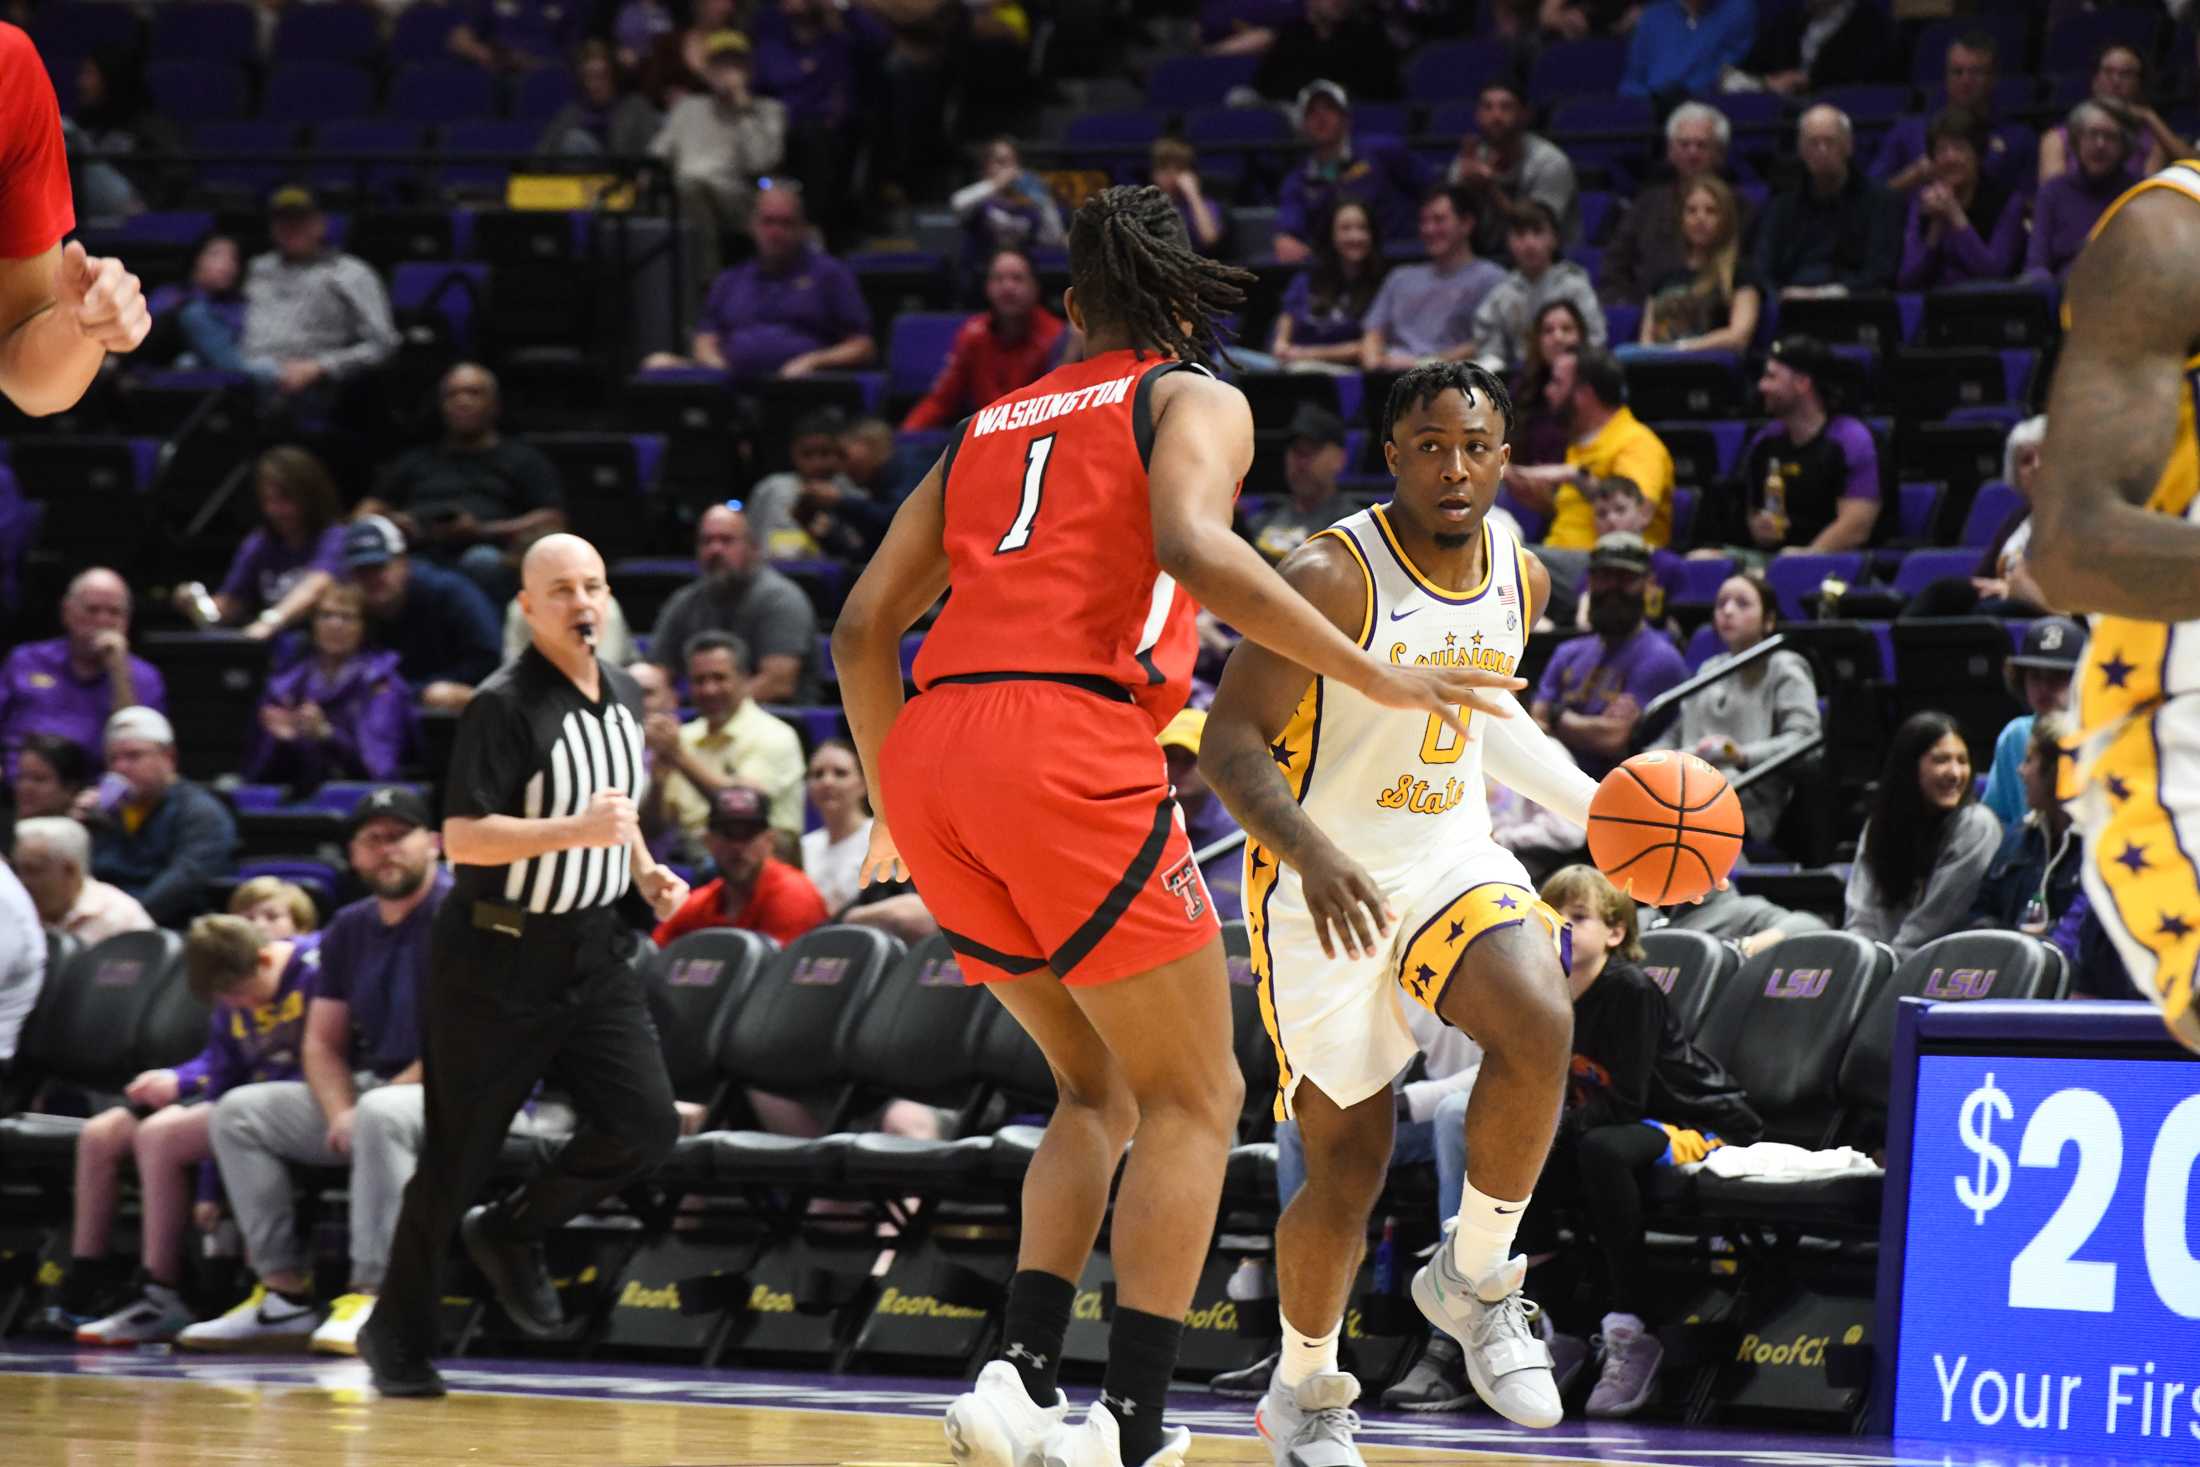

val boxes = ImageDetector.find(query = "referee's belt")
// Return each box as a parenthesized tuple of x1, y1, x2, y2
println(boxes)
(472, 900, 530, 937)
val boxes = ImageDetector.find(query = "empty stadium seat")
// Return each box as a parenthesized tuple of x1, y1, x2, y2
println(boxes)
(1527, 37, 1627, 102)
(885, 312, 966, 403)
(272, 4, 382, 61)
(1889, 618, 2024, 765)
(1839, 931, 2067, 1123)
(532, 434, 661, 561)
(1774, 293, 1905, 352)
(646, 928, 773, 1109)
(1922, 285, 2055, 349)
(1638, 928, 1737, 1039)
(1764, 552, 1862, 622)
(1147, 53, 1260, 106)
(1403, 40, 1506, 103)
(1895, 420, 2005, 498)
(1960, 481, 2021, 547)
(1623, 352, 1742, 420)
(839, 936, 1007, 1188)
(389, 60, 498, 123)
(149, 61, 250, 123)
(1693, 930, 1894, 1147)
(262, 62, 377, 124)
(150, 2, 257, 63)
(1891, 348, 2007, 419)
(141, 633, 273, 781)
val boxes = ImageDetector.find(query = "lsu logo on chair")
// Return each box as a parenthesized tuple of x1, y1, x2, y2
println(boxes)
(1922, 966, 1998, 1000)
(1763, 967, 1831, 1000)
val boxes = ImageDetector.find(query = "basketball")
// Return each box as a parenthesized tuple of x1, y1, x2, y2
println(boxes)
(1586, 751, 1746, 906)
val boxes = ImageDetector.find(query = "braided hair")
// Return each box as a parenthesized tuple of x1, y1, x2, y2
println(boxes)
(1382, 361, 1516, 445)
(1068, 185, 1257, 372)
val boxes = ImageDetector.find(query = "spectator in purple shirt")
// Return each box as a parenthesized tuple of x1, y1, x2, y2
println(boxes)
(642, 184, 876, 379)
(1701, 334, 1881, 556)
(179, 446, 347, 641)
(1897, 108, 2026, 291)
(950, 137, 1065, 298)
(2028, 102, 2137, 284)
(1871, 30, 2035, 196)
(2037, 43, 2181, 188)
(59, 909, 320, 1346)
(0, 568, 166, 775)
(1273, 81, 1417, 263)
(1270, 199, 1388, 368)
(248, 582, 416, 789)
(1532, 532, 1688, 779)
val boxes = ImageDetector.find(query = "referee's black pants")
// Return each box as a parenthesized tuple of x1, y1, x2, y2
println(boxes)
(374, 901, 680, 1352)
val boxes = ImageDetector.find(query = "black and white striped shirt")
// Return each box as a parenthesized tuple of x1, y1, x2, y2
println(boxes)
(445, 647, 647, 915)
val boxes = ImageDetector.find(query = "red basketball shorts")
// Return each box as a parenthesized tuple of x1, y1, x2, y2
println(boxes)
(879, 678, 1222, 986)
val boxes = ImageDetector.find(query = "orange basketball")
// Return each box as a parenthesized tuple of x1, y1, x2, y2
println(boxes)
(1586, 751, 1745, 906)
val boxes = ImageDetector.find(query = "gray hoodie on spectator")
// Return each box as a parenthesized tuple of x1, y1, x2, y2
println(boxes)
(1844, 804, 2002, 960)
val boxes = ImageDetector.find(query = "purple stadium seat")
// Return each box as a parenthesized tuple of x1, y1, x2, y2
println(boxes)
(885, 311, 965, 401)
(515, 66, 577, 122)
(1147, 54, 1260, 108)
(31, 4, 143, 65)
(1351, 103, 1409, 141)
(1424, 99, 1477, 138)
(1684, 620, 1724, 674)
(1550, 97, 1653, 137)
(1923, 77, 2037, 116)
(150, 3, 257, 63)
(1604, 301, 1641, 347)
(1576, 189, 1616, 243)
(2045, 10, 2162, 77)
(390, 261, 489, 352)
(149, 61, 250, 123)
(262, 62, 378, 124)
(390, 3, 463, 61)
(302, 781, 431, 816)
(390, 60, 498, 123)
(1961, 481, 2020, 547)
(226, 784, 289, 813)
(1064, 109, 1165, 149)
(1765, 552, 1863, 622)
(439, 119, 538, 195)
(309, 119, 427, 200)
(272, 5, 382, 61)
(761, 705, 848, 752)
(1821, 84, 1912, 127)
(1895, 482, 1944, 543)
(1669, 485, 1699, 544)
(1999, 348, 2038, 406)
(235, 860, 341, 906)
(1713, 93, 1787, 131)
(188, 121, 296, 193)
(1185, 105, 1293, 148)
(1662, 555, 1734, 607)
(1892, 548, 1984, 598)
(1493, 485, 1548, 543)
(1404, 40, 1506, 104)
(1527, 38, 1626, 104)
(118, 211, 218, 246)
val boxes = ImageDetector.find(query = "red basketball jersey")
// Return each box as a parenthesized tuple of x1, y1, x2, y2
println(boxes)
(914, 349, 1209, 729)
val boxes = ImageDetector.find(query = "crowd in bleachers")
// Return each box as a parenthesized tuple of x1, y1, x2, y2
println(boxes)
(0, 0, 2188, 1426)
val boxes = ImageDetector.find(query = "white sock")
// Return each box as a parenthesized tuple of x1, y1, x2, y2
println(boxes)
(1601, 1311, 1645, 1340)
(1277, 1314, 1340, 1390)
(1451, 1180, 1528, 1284)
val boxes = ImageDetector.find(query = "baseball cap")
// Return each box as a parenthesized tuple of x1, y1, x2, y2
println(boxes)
(1768, 334, 1837, 385)
(702, 28, 751, 61)
(1286, 402, 1346, 448)
(2008, 616, 2087, 673)
(343, 515, 407, 571)
(707, 785, 772, 838)
(104, 706, 174, 748)
(269, 184, 319, 217)
(1297, 79, 1350, 115)
(1589, 530, 1652, 576)
(347, 784, 433, 839)
(1158, 708, 1207, 756)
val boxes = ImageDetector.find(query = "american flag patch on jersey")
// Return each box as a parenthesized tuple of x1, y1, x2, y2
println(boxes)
(1498, 582, 1517, 608)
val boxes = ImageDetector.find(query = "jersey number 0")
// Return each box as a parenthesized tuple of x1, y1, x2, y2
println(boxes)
(995, 435, 1055, 553)
(1420, 708, 1473, 764)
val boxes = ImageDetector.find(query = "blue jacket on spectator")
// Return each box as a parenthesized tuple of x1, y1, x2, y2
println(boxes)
(368, 560, 502, 695)
(1621, 0, 1757, 103)
(1969, 812, 2082, 937)
(90, 779, 238, 926)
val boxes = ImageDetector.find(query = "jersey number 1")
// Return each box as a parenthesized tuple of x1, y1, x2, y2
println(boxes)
(995, 435, 1055, 553)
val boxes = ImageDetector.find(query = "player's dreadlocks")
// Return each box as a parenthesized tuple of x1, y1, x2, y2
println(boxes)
(1382, 360, 1516, 444)
(1068, 185, 1258, 372)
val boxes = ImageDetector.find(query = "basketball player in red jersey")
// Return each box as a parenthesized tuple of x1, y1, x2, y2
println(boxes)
(0, 22, 150, 416)
(833, 185, 1525, 1467)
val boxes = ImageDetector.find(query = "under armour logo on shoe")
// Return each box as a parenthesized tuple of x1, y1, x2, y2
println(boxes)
(1005, 1342, 1050, 1371)
(1100, 1390, 1136, 1417)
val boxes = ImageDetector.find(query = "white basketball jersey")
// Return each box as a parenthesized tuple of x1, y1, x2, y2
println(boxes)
(1266, 505, 1531, 894)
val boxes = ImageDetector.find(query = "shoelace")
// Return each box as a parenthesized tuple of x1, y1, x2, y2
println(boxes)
(1593, 1334, 1640, 1387)
(1299, 1406, 1361, 1443)
(1470, 1288, 1539, 1352)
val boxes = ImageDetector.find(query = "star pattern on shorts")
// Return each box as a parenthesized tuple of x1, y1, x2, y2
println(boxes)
(1495, 893, 1519, 910)
(2106, 774, 2133, 803)
(1413, 962, 1437, 991)
(2098, 652, 2136, 690)
(2117, 842, 2151, 875)
(1249, 849, 1268, 873)
(1270, 740, 1294, 767)
(2159, 912, 2194, 941)
(1447, 920, 1466, 943)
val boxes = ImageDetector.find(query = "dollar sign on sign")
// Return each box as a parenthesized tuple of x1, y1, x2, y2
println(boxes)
(1955, 1073, 2013, 1225)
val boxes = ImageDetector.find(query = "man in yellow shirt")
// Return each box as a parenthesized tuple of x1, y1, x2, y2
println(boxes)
(641, 630, 806, 850)
(1507, 348, 1675, 550)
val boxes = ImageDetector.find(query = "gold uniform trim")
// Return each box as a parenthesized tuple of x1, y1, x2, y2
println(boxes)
(2075, 705, 2200, 1027)
(1396, 884, 1568, 1014)
(1245, 675, 1322, 1120)
(1369, 506, 1495, 604)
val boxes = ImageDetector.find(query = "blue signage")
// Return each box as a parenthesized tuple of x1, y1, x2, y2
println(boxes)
(1894, 1054, 2200, 1457)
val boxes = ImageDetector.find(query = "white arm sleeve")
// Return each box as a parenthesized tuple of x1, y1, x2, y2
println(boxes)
(1483, 693, 1599, 830)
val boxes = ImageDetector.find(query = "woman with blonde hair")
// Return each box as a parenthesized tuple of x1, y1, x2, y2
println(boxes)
(1634, 176, 1761, 355)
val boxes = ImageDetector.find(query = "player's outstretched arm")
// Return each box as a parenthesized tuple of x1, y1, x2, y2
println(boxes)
(1201, 537, 1394, 960)
(2030, 188, 2200, 620)
(1483, 548, 1596, 825)
(831, 455, 952, 880)
(1146, 370, 1522, 736)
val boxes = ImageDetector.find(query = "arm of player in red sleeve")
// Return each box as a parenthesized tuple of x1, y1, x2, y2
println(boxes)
(2030, 187, 2200, 620)
(1145, 370, 1522, 734)
(0, 241, 150, 417)
(831, 453, 953, 881)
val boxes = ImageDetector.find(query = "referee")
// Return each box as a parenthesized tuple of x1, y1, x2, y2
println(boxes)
(357, 533, 689, 1396)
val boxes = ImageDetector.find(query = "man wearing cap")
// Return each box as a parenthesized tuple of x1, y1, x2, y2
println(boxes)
(358, 534, 688, 1396)
(1158, 710, 1243, 921)
(1712, 336, 1881, 557)
(0, 567, 166, 774)
(651, 785, 828, 946)
(1272, 81, 1416, 263)
(1248, 404, 1357, 562)
(1981, 616, 2086, 830)
(238, 185, 398, 401)
(650, 30, 789, 295)
(344, 515, 504, 712)
(1531, 532, 1688, 779)
(181, 786, 457, 1354)
(84, 706, 237, 927)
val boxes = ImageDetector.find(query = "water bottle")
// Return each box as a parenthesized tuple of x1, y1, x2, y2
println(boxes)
(176, 581, 221, 630)
(1371, 1217, 1398, 1295)
(1762, 466, 1789, 541)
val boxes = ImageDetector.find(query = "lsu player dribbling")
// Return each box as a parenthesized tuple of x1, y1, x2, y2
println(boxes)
(1202, 362, 1602, 1466)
